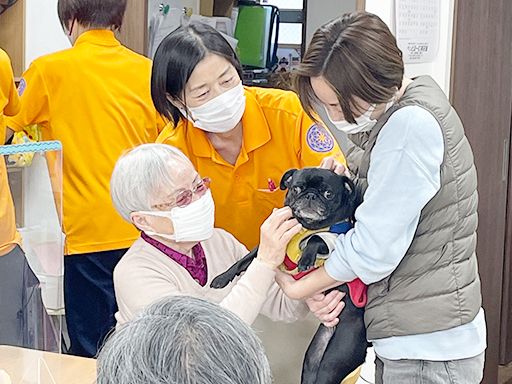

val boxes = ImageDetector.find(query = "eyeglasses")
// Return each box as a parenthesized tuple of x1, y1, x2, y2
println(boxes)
(153, 177, 211, 210)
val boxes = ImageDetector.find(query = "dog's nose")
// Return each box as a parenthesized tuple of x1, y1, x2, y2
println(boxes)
(305, 192, 317, 201)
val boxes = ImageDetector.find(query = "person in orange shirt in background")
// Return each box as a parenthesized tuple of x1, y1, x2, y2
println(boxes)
(0, 48, 49, 348)
(6, 0, 163, 357)
(151, 23, 359, 384)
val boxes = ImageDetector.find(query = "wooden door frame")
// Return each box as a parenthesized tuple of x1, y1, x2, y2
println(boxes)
(0, 0, 25, 78)
(117, 0, 148, 56)
(501, 76, 512, 365)
(451, 0, 512, 382)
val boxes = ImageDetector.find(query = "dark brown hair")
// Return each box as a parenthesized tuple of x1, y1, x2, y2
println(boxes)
(57, 0, 127, 30)
(294, 11, 404, 123)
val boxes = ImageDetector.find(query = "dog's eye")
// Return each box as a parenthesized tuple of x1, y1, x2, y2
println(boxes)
(324, 190, 334, 200)
(294, 187, 302, 194)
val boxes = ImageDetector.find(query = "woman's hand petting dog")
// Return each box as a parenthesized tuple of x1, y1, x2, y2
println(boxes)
(257, 207, 303, 270)
(319, 156, 352, 178)
(306, 290, 346, 327)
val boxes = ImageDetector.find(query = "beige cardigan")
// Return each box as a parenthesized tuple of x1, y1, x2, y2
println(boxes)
(114, 228, 309, 326)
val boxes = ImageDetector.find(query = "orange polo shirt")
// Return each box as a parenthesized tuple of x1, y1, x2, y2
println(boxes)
(0, 49, 21, 256)
(157, 87, 345, 249)
(6, 30, 164, 255)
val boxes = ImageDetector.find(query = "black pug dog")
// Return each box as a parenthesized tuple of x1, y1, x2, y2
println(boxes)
(211, 167, 368, 384)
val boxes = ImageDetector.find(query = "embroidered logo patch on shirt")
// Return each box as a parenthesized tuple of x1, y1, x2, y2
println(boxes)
(306, 124, 334, 152)
(18, 78, 26, 96)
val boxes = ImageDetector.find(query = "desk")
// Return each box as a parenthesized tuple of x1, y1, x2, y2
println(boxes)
(0, 346, 96, 384)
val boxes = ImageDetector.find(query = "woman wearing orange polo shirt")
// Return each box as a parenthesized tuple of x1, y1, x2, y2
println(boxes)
(0, 48, 50, 348)
(152, 23, 345, 250)
(6, 0, 163, 357)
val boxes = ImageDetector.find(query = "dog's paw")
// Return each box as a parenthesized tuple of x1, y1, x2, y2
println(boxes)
(297, 261, 315, 273)
(210, 275, 232, 289)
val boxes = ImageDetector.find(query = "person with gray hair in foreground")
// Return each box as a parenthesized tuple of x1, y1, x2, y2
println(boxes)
(96, 295, 272, 384)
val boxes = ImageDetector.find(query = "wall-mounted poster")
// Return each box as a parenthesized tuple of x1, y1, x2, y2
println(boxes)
(395, 0, 440, 64)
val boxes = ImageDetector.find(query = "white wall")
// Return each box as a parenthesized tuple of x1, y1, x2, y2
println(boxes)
(365, 0, 455, 97)
(24, 0, 71, 69)
(24, 0, 200, 67)
(305, 0, 357, 46)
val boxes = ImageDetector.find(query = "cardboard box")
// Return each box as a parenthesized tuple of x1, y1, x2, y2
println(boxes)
(200, 0, 236, 17)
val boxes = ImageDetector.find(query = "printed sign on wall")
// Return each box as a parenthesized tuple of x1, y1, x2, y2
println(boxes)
(395, 0, 440, 64)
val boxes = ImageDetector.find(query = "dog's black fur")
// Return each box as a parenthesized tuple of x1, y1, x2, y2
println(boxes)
(211, 168, 368, 384)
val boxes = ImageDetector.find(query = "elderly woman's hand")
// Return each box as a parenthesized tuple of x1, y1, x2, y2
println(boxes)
(306, 290, 345, 327)
(257, 207, 302, 270)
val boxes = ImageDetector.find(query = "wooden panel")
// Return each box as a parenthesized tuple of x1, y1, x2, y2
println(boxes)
(499, 362, 512, 384)
(117, 0, 147, 55)
(356, 0, 365, 11)
(502, 90, 512, 362)
(0, 0, 25, 77)
(200, 0, 234, 17)
(200, 0, 214, 16)
(451, 0, 512, 382)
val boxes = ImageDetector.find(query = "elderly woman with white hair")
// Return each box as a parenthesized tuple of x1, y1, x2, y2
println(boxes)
(97, 295, 272, 384)
(109, 143, 310, 326)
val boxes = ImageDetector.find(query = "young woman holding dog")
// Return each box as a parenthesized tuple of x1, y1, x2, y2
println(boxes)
(277, 11, 486, 384)
(5, 0, 164, 357)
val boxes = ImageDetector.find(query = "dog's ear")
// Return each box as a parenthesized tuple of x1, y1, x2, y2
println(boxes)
(341, 176, 355, 194)
(280, 169, 297, 190)
(341, 176, 362, 216)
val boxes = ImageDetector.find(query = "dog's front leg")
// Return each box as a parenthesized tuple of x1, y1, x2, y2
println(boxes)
(298, 236, 329, 272)
(210, 247, 258, 288)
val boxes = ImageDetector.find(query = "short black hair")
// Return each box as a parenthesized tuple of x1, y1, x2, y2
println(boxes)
(57, 0, 127, 30)
(151, 22, 243, 127)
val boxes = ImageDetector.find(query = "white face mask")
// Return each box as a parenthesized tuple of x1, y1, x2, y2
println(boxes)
(140, 190, 215, 243)
(326, 99, 395, 134)
(179, 82, 246, 133)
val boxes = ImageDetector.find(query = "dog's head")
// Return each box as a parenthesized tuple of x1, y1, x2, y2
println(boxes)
(280, 168, 360, 230)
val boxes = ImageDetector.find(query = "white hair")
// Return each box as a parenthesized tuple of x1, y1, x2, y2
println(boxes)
(110, 143, 194, 222)
(96, 296, 272, 384)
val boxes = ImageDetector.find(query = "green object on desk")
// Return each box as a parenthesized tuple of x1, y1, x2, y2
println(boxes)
(234, 4, 279, 69)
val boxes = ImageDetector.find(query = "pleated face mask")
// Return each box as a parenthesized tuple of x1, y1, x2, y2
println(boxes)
(180, 82, 246, 133)
(325, 95, 397, 134)
(326, 104, 378, 134)
(142, 190, 215, 242)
